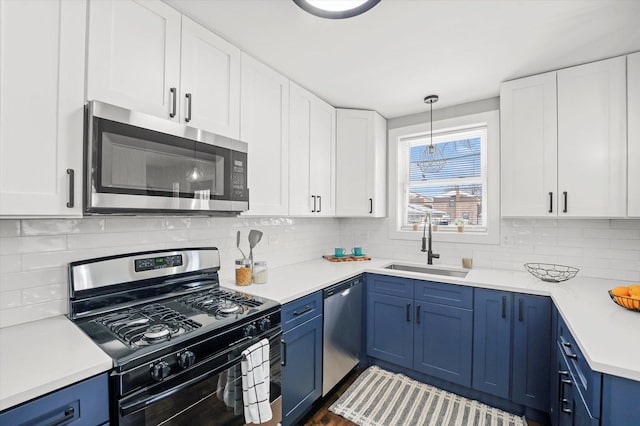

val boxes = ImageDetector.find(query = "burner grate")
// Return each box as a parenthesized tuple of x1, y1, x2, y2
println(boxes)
(178, 288, 264, 318)
(96, 303, 201, 348)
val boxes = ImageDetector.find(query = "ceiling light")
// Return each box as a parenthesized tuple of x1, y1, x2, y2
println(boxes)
(417, 95, 447, 176)
(293, 0, 381, 19)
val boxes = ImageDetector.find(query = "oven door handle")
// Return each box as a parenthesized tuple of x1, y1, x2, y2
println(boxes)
(120, 327, 282, 417)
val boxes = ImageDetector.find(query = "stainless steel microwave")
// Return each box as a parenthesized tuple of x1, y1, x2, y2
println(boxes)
(84, 101, 248, 215)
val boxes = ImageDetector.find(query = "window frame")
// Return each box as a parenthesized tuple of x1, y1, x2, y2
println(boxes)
(388, 110, 500, 244)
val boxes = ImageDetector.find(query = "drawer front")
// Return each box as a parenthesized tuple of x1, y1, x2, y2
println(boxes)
(0, 373, 109, 425)
(366, 274, 414, 299)
(414, 280, 473, 309)
(557, 314, 601, 418)
(282, 291, 322, 332)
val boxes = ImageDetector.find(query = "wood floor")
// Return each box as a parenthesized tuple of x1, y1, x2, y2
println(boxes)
(299, 368, 545, 426)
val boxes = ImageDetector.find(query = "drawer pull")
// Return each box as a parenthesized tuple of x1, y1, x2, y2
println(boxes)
(559, 370, 573, 415)
(406, 304, 411, 322)
(416, 305, 421, 324)
(518, 298, 523, 322)
(293, 305, 312, 316)
(46, 407, 75, 426)
(562, 341, 578, 359)
(501, 295, 507, 318)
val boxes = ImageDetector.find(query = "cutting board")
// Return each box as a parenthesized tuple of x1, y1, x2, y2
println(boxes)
(323, 255, 371, 262)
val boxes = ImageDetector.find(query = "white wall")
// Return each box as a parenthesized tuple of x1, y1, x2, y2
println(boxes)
(0, 216, 341, 328)
(340, 217, 640, 282)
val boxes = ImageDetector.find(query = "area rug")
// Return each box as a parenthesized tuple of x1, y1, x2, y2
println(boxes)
(329, 366, 527, 426)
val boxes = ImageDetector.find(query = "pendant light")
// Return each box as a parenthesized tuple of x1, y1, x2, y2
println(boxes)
(417, 95, 446, 176)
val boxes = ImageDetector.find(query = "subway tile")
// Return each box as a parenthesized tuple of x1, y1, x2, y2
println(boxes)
(21, 218, 105, 235)
(0, 299, 67, 328)
(0, 290, 22, 309)
(583, 228, 640, 240)
(0, 255, 21, 273)
(22, 283, 66, 305)
(0, 220, 20, 237)
(0, 236, 67, 256)
(580, 267, 640, 282)
(67, 232, 137, 250)
(610, 239, 640, 250)
(0, 267, 66, 291)
(105, 217, 166, 232)
(21, 248, 105, 271)
(610, 219, 640, 230)
(138, 230, 190, 244)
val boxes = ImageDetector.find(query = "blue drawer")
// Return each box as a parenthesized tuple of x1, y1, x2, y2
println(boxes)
(414, 280, 473, 309)
(0, 373, 109, 425)
(282, 291, 322, 332)
(367, 274, 414, 299)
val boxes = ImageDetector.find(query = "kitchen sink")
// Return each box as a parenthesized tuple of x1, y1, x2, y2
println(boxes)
(384, 263, 469, 278)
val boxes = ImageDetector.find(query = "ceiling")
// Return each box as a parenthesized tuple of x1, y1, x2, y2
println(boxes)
(166, 0, 640, 119)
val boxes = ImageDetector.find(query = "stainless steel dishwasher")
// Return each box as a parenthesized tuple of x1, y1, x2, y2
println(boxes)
(322, 275, 363, 396)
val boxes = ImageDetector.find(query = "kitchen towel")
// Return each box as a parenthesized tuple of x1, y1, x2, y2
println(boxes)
(241, 338, 272, 424)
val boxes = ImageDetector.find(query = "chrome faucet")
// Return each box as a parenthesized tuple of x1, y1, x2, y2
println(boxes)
(421, 213, 440, 265)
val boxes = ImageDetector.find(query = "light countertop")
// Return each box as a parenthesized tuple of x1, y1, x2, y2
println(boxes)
(0, 315, 112, 411)
(222, 257, 640, 382)
(2, 257, 638, 412)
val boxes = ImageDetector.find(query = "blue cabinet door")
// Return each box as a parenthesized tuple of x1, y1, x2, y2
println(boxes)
(601, 374, 640, 426)
(512, 294, 551, 412)
(413, 301, 473, 387)
(366, 291, 414, 368)
(473, 288, 512, 399)
(281, 314, 322, 426)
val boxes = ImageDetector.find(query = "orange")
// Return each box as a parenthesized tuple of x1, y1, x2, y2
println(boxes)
(611, 286, 630, 297)
(629, 285, 640, 295)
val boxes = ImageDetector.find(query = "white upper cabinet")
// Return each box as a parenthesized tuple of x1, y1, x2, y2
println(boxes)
(557, 56, 627, 217)
(501, 56, 627, 218)
(240, 53, 290, 216)
(501, 72, 558, 217)
(87, 0, 181, 120)
(629, 52, 640, 217)
(87, 1, 240, 139)
(0, 0, 85, 217)
(289, 83, 336, 216)
(336, 109, 387, 217)
(179, 16, 240, 139)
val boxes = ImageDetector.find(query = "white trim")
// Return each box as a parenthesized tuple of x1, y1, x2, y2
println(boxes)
(388, 110, 500, 244)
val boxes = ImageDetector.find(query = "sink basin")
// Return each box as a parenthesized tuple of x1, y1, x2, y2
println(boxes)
(384, 263, 469, 278)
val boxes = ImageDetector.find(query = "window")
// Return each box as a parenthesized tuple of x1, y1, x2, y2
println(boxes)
(403, 126, 487, 232)
(388, 110, 500, 244)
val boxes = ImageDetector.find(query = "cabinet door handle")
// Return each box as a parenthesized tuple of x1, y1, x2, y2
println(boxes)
(185, 93, 192, 122)
(46, 407, 75, 426)
(293, 305, 312, 316)
(416, 305, 421, 324)
(561, 340, 578, 359)
(548, 192, 553, 213)
(169, 87, 177, 118)
(317, 195, 322, 213)
(369, 198, 373, 214)
(406, 304, 411, 322)
(281, 339, 286, 366)
(501, 296, 507, 318)
(311, 195, 316, 213)
(558, 370, 572, 415)
(563, 191, 568, 213)
(518, 298, 523, 322)
(66, 169, 74, 208)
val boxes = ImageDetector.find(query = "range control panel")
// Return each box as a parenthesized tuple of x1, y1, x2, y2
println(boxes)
(134, 255, 183, 272)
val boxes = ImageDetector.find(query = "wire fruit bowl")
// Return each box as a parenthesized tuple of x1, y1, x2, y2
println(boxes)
(524, 263, 579, 282)
(608, 291, 640, 312)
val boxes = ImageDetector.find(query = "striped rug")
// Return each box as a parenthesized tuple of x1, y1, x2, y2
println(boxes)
(329, 366, 527, 426)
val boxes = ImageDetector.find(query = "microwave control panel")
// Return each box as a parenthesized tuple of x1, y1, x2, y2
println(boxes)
(231, 152, 248, 201)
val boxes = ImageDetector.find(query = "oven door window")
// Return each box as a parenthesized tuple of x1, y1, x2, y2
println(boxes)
(118, 336, 281, 426)
(95, 119, 231, 200)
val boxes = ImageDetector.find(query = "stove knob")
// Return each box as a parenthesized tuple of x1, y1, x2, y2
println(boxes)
(150, 361, 170, 381)
(178, 350, 196, 369)
(259, 317, 272, 332)
(244, 323, 257, 337)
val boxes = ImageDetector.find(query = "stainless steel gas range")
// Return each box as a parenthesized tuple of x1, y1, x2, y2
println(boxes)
(67, 247, 282, 426)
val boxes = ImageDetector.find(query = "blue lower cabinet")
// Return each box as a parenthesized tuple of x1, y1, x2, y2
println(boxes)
(472, 288, 512, 399)
(366, 291, 413, 368)
(0, 373, 109, 425)
(601, 374, 640, 426)
(512, 294, 551, 412)
(281, 313, 322, 426)
(413, 301, 472, 387)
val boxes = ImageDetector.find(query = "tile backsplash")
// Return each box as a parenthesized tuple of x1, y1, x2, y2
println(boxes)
(1, 216, 639, 328)
(0, 216, 340, 328)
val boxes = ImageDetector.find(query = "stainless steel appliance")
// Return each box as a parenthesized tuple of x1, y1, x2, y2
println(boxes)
(322, 275, 363, 396)
(84, 101, 249, 215)
(68, 247, 281, 425)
